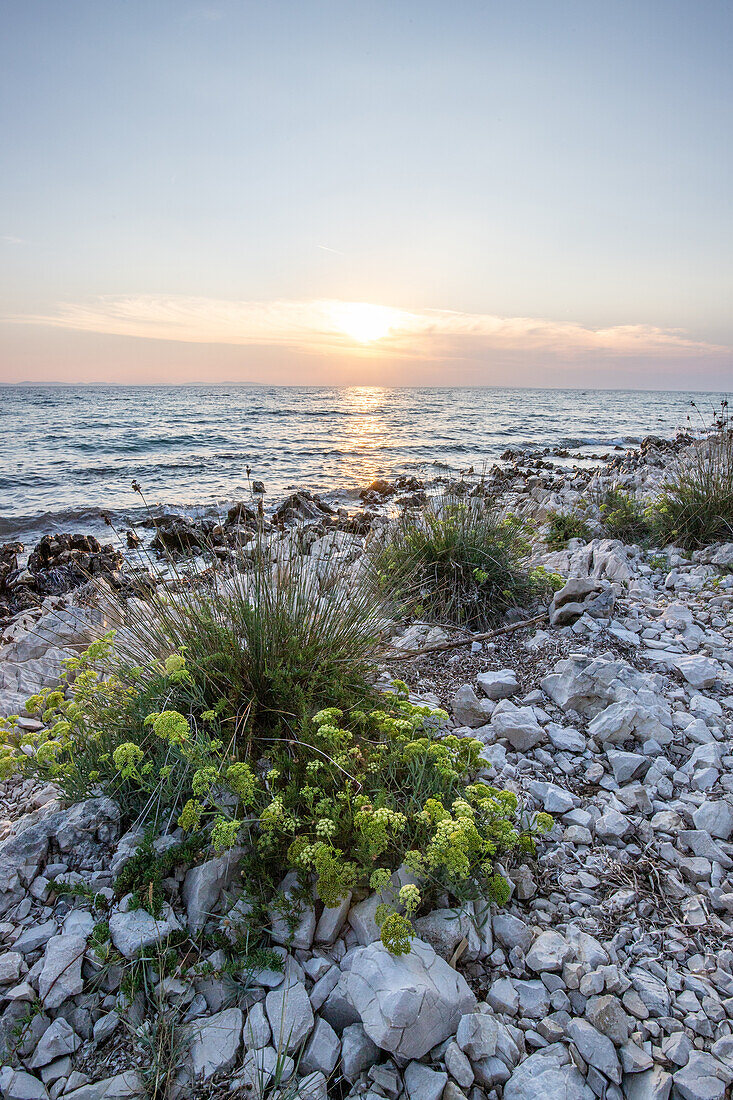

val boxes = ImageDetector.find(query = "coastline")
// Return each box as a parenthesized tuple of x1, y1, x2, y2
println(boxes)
(0, 425, 732, 1097)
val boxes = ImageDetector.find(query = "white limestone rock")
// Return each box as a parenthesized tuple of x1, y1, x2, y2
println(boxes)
(674, 655, 719, 689)
(692, 799, 733, 840)
(503, 1043, 595, 1100)
(28, 1019, 80, 1069)
(299, 1017, 340, 1077)
(268, 871, 316, 950)
(265, 979, 314, 1053)
(109, 902, 182, 959)
(566, 1017, 621, 1083)
(314, 892, 351, 944)
(525, 930, 571, 973)
(456, 1012, 499, 1060)
(490, 701, 545, 751)
(38, 935, 86, 1009)
(188, 1008, 243, 1080)
(451, 684, 494, 728)
(181, 849, 244, 934)
(347, 937, 477, 1059)
(477, 670, 519, 700)
(340, 1022, 380, 1080)
(62, 1073, 143, 1100)
(404, 1062, 448, 1100)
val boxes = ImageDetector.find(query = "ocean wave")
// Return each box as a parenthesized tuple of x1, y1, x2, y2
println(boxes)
(0, 506, 131, 538)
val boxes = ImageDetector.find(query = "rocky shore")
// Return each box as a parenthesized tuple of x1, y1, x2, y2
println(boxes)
(0, 433, 732, 1100)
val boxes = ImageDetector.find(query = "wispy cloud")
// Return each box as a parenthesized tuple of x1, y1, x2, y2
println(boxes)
(1, 235, 25, 245)
(15, 295, 729, 363)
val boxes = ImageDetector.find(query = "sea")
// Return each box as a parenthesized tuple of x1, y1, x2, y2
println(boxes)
(0, 385, 728, 545)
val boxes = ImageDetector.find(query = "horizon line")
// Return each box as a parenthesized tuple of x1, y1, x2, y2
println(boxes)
(1, 380, 731, 396)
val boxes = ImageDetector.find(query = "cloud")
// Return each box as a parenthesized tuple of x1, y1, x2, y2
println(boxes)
(14, 294, 730, 364)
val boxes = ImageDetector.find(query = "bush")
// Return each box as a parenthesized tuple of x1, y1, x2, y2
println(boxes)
(652, 431, 733, 549)
(370, 494, 542, 630)
(599, 488, 650, 545)
(118, 528, 388, 731)
(544, 510, 592, 551)
(1, 665, 550, 954)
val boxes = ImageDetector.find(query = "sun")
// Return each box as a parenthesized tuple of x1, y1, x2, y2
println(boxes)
(330, 302, 401, 344)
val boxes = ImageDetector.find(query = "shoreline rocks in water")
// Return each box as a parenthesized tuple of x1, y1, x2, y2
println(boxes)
(0, 430, 732, 1099)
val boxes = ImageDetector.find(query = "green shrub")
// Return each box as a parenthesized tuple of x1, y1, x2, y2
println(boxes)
(1, 660, 550, 953)
(370, 494, 542, 630)
(122, 527, 388, 731)
(544, 510, 592, 551)
(651, 431, 733, 548)
(599, 488, 650, 544)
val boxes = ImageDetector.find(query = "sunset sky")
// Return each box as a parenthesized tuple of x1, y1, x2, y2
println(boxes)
(1, 0, 731, 388)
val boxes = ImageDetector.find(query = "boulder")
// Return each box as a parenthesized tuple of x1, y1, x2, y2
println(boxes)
(265, 979, 314, 1053)
(588, 701, 671, 746)
(711, 543, 733, 567)
(456, 1012, 499, 1060)
(490, 702, 544, 751)
(188, 1008, 243, 1080)
(28, 1019, 80, 1069)
(525, 930, 571, 972)
(692, 800, 733, 840)
(674, 655, 719, 689)
(109, 903, 182, 958)
(347, 937, 477, 1059)
(62, 1072, 142, 1100)
(451, 684, 494, 728)
(503, 1043, 595, 1100)
(550, 578, 615, 626)
(673, 1051, 730, 1100)
(3, 1071, 49, 1100)
(566, 1017, 621, 1083)
(268, 871, 316, 950)
(38, 935, 86, 1009)
(606, 749, 649, 783)
(477, 670, 519, 700)
(413, 908, 479, 961)
(299, 1017, 340, 1077)
(339, 1022, 380, 1080)
(0, 952, 22, 984)
(404, 1062, 448, 1100)
(622, 1066, 673, 1100)
(182, 849, 244, 933)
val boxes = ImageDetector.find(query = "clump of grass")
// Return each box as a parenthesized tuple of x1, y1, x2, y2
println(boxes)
(369, 494, 541, 631)
(544, 509, 592, 551)
(599, 488, 650, 545)
(118, 528, 388, 730)
(652, 427, 733, 549)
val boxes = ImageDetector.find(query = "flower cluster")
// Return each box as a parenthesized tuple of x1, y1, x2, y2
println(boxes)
(1, 634, 552, 957)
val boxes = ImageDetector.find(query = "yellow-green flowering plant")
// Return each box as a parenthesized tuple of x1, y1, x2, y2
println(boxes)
(0, 634, 551, 956)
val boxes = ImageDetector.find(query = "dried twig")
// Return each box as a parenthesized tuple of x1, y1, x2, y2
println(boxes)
(384, 612, 547, 660)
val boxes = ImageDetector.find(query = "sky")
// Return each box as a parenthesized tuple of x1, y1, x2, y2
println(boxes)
(1, 0, 732, 389)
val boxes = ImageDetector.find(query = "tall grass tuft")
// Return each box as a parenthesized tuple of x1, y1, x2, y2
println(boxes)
(653, 427, 733, 549)
(369, 493, 540, 631)
(114, 529, 388, 733)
